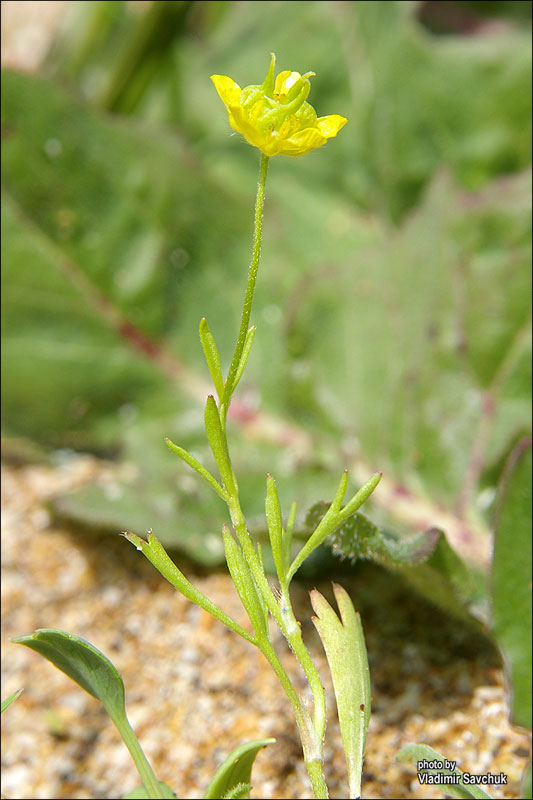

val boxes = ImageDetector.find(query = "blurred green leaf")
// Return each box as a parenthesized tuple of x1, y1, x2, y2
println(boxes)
(521, 759, 532, 800)
(396, 744, 492, 799)
(313, 503, 482, 622)
(2, 10, 531, 585)
(1, 688, 23, 714)
(184, 1, 531, 219)
(491, 437, 532, 730)
(1, 66, 248, 448)
(203, 738, 275, 800)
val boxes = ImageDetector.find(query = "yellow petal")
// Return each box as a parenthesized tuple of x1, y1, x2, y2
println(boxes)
(279, 127, 327, 157)
(273, 70, 295, 100)
(316, 114, 348, 138)
(210, 74, 242, 107)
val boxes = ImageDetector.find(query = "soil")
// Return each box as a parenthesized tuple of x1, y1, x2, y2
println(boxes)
(1, 456, 531, 799)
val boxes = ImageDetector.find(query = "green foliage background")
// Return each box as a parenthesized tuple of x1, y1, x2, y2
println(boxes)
(2, 0, 531, 581)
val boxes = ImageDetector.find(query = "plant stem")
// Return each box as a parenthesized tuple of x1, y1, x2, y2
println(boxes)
(280, 583, 326, 742)
(217, 151, 329, 796)
(225, 152, 270, 403)
(227, 496, 328, 796)
(113, 713, 165, 799)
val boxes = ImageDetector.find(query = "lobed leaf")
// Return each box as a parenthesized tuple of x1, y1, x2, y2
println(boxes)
(310, 585, 370, 800)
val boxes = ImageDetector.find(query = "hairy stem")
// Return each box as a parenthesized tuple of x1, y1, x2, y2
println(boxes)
(225, 152, 270, 403)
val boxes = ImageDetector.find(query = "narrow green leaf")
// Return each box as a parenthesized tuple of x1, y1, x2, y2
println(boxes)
(223, 526, 269, 639)
(255, 542, 269, 632)
(11, 629, 165, 799)
(204, 395, 237, 494)
(265, 473, 284, 581)
(1, 688, 23, 713)
(165, 438, 228, 501)
(123, 782, 177, 799)
(396, 744, 492, 799)
(310, 585, 370, 800)
(331, 469, 348, 513)
(283, 501, 297, 575)
(123, 531, 256, 645)
(288, 472, 381, 581)
(491, 438, 532, 731)
(338, 472, 382, 524)
(203, 738, 275, 800)
(228, 325, 256, 398)
(199, 317, 224, 400)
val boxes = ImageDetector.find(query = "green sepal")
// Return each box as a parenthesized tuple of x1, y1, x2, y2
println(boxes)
(288, 472, 381, 581)
(265, 473, 284, 581)
(203, 737, 275, 799)
(199, 317, 224, 401)
(223, 525, 269, 640)
(260, 53, 276, 96)
(310, 585, 371, 800)
(11, 629, 165, 799)
(1, 688, 23, 713)
(396, 744, 492, 799)
(123, 531, 256, 645)
(204, 395, 237, 494)
(165, 437, 228, 501)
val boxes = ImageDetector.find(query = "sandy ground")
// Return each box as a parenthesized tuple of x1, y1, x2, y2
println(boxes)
(1, 457, 531, 799)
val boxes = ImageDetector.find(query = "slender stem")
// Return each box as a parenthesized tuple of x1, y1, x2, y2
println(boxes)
(216, 151, 328, 796)
(228, 495, 326, 743)
(280, 583, 326, 742)
(227, 497, 328, 795)
(259, 640, 320, 764)
(306, 759, 329, 799)
(225, 152, 270, 403)
(113, 714, 165, 799)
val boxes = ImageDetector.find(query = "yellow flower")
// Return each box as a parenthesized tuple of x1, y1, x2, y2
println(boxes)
(211, 53, 347, 157)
